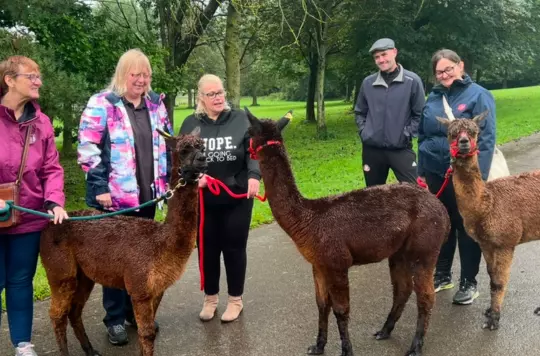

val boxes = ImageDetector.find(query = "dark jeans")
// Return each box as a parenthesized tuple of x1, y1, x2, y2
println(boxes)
(425, 172, 482, 285)
(199, 198, 254, 297)
(0, 231, 41, 346)
(362, 145, 417, 187)
(102, 204, 156, 327)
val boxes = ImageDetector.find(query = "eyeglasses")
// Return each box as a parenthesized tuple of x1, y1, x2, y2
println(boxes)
(435, 64, 457, 78)
(130, 73, 151, 80)
(15, 73, 42, 83)
(203, 90, 226, 99)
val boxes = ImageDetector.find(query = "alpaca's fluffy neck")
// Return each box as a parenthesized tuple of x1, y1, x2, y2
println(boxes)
(258, 145, 311, 242)
(452, 156, 492, 226)
(164, 163, 199, 259)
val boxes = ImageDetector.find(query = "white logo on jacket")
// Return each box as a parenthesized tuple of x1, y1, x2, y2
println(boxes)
(203, 137, 238, 162)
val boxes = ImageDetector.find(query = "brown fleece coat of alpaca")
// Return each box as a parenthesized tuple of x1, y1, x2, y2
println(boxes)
(246, 109, 451, 356)
(438, 113, 540, 331)
(39, 128, 207, 356)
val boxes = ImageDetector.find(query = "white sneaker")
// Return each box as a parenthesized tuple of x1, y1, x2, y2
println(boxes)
(15, 342, 37, 356)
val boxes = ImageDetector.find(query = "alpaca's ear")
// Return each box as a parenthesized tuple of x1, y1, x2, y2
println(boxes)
(472, 110, 489, 125)
(190, 126, 201, 138)
(157, 128, 177, 149)
(436, 116, 450, 127)
(157, 127, 173, 139)
(276, 109, 293, 131)
(245, 106, 262, 133)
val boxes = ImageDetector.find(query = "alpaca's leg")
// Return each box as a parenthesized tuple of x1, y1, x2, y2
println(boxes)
(375, 255, 413, 340)
(307, 267, 332, 355)
(329, 271, 353, 356)
(405, 264, 435, 356)
(68, 272, 100, 356)
(152, 292, 165, 321)
(49, 278, 77, 356)
(132, 298, 157, 356)
(483, 248, 514, 330)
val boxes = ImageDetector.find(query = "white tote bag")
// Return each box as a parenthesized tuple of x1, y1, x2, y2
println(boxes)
(487, 146, 510, 181)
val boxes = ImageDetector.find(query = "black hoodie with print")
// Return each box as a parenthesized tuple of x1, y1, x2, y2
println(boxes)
(179, 109, 261, 206)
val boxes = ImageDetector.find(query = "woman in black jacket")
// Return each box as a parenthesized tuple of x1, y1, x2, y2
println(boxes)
(180, 74, 261, 322)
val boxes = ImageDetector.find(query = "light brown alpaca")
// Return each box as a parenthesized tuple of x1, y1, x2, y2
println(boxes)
(437, 110, 540, 331)
(246, 109, 451, 356)
(39, 128, 207, 356)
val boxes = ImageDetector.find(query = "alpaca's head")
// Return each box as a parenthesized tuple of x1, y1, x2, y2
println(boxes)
(436, 97, 488, 158)
(158, 127, 207, 184)
(245, 107, 292, 157)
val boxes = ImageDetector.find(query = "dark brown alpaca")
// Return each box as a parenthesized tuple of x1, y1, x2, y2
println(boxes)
(437, 109, 540, 331)
(39, 127, 207, 356)
(246, 109, 451, 356)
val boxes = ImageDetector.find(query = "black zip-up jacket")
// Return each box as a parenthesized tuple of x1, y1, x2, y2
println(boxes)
(180, 109, 261, 206)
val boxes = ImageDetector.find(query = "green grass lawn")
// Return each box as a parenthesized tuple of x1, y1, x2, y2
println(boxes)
(3, 85, 540, 309)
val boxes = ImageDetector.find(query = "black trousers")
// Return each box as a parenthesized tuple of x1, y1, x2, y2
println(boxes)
(102, 204, 156, 327)
(199, 198, 254, 297)
(425, 172, 482, 285)
(362, 145, 417, 187)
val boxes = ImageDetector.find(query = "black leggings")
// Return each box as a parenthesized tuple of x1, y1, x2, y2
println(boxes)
(199, 198, 254, 296)
(425, 172, 482, 285)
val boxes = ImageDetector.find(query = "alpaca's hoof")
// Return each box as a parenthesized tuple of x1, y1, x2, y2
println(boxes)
(374, 329, 391, 340)
(482, 313, 500, 330)
(341, 346, 354, 356)
(534, 307, 540, 315)
(405, 350, 422, 356)
(307, 344, 324, 355)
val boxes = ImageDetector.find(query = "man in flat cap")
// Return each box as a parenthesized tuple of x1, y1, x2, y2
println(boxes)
(354, 38, 425, 187)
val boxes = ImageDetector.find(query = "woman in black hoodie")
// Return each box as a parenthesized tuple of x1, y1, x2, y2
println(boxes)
(180, 74, 261, 323)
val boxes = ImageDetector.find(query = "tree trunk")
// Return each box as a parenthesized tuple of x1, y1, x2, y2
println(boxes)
(353, 76, 362, 109)
(224, 2, 241, 109)
(187, 88, 194, 108)
(476, 68, 482, 84)
(306, 52, 317, 123)
(315, 22, 328, 138)
(502, 67, 508, 88)
(316, 53, 327, 138)
(156, 0, 220, 127)
(62, 110, 74, 156)
(251, 93, 259, 106)
(164, 94, 176, 129)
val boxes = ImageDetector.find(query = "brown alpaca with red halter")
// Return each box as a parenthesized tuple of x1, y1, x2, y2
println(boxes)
(39, 128, 206, 356)
(437, 109, 540, 331)
(246, 108, 451, 356)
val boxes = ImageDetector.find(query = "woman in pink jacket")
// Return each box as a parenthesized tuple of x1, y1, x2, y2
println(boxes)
(0, 56, 68, 356)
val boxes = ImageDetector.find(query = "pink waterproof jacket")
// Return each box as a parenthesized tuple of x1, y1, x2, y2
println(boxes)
(0, 101, 65, 235)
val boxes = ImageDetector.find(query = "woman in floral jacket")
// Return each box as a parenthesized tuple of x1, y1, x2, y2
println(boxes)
(77, 49, 171, 346)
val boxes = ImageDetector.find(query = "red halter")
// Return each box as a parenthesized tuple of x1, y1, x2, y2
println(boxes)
(449, 131, 478, 159)
(248, 138, 281, 160)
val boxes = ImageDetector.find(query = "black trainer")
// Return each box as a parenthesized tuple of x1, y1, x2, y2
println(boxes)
(107, 324, 128, 346)
(434, 273, 454, 293)
(453, 279, 479, 305)
(125, 315, 160, 333)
